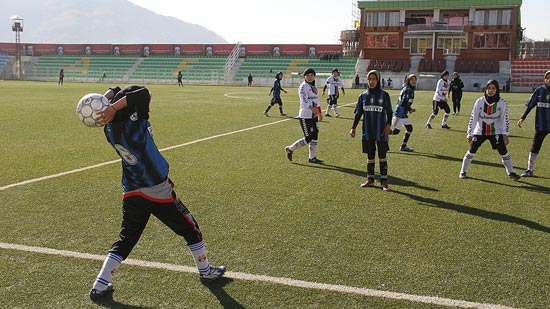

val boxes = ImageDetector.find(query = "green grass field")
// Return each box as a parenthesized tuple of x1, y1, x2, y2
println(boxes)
(0, 80, 549, 308)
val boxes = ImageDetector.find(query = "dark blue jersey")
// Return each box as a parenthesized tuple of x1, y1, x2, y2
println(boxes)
(394, 86, 414, 118)
(522, 85, 550, 132)
(354, 88, 393, 141)
(104, 86, 169, 192)
(271, 79, 283, 98)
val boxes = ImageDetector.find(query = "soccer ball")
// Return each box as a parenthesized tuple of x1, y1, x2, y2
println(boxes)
(76, 93, 110, 127)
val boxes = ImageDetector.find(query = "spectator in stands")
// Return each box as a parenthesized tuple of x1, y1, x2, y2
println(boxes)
(177, 71, 183, 87)
(350, 70, 393, 191)
(392, 74, 417, 152)
(100, 71, 106, 82)
(355, 74, 360, 89)
(517, 70, 550, 177)
(323, 68, 345, 118)
(425, 71, 451, 129)
(285, 68, 323, 164)
(459, 80, 520, 180)
(449, 72, 464, 115)
(264, 71, 287, 117)
(248, 73, 253, 87)
(58, 69, 64, 85)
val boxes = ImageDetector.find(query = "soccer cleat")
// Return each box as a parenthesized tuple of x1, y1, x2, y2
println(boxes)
(381, 180, 391, 191)
(308, 157, 324, 164)
(335, 113, 340, 117)
(425, 124, 432, 129)
(452, 112, 456, 115)
(360, 178, 375, 188)
(200, 266, 226, 283)
(285, 147, 293, 161)
(521, 170, 534, 177)
(325, 114, 332, 117)
(508, 172, 521, 181)
(459, 172, 468, 179)
(280, 113, 287, 116)
(455, 112, 460, 116)
(90, 283, 114, 302)
(263, 111, 269, 117)
(441, 124, 451, 129)
(400, 146, 414, 152)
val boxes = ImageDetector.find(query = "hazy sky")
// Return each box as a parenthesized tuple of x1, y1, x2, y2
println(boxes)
(127, 0, 548, 44)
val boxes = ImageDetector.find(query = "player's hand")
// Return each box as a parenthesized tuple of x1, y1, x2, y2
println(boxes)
(283, 90, 287, 93)
(383, 124, 391, 136)
(467, 136, 473, 144)
(97, 105, 117, 126)
(517, 119, 524, 128)
(503, 136, 509, 145)
(349, 128, 356, 138)
(410, 108, 416, 113)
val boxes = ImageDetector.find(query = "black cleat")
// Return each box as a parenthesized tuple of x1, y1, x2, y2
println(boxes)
(90, 283, 114, 302)
(441, 124, 451, 129)
(308, 157, 324, 164)
(285, 147, 293, 161)
(425, 124, 432, 129)
(508, 172, 521, 181)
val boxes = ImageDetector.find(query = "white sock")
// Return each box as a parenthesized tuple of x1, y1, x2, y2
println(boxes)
(92, 253, 123, 291)
(461, 151, 474, 174)
(501, 152, 514, 174)
(189, 241, 211, 275)
(442, 113, 450, 126)
(289, 138, 306, 151)
(333, 105, 339, 115)
(326, 105, 332, 114)
(309, 140, 318, 159)
(426, 114, 435, 125)
(527, 152, 538, 171)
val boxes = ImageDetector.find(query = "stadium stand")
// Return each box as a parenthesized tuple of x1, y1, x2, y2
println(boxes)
(130, 56, 227, 81)
(511, 58, 550, 89)
(0, 53, 9, 76)
(367, 59, 409, 73)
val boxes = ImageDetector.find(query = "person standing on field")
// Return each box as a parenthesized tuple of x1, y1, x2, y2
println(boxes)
(322, 68, 345, 117)
(426, 70, 451, 129)
(459, 80, 520, 180)
(391, 73, 417, 152)
(88, 85, 226, 302)
(517, 70, 550, 177)
(449, 72, 464, 115)
(285, 68, 323, 164)
(350, 70, 393, 191)
(264, 71, 287, 116)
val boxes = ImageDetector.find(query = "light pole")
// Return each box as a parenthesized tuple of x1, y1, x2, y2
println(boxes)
(10, 15, 23, 80)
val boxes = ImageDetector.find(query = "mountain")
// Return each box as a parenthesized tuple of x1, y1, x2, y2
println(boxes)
(0, 0, 227, 44)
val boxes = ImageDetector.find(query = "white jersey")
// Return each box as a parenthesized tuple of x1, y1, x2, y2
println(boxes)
(325, 75, 344, 96)
(433, 78, 448, 101)
(467, 96, 510, 137)
(298, 80, 319, 119)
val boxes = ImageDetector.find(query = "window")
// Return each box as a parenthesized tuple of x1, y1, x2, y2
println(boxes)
(473, 9, 513, 26)
(404, 35, 433, 54)
(437, 34, 468, 54)
(365, 12, 400, 27)
(366, 33, 399, 48)
(473, 32, 512, 49)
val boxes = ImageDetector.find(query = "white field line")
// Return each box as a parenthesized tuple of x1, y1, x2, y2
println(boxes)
(0, 242, 517, 309)
(0, 118, 292, 191)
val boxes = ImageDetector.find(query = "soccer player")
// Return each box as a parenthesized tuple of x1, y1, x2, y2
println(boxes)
(177, 71, 183, 87)
(459, 80, 520, 180)
(285, 68, 323, 164)
(58, 68, 64, 85)
(425, 70, 451, 129)
(350, 70, 393, 191)
(449, 72, 464, 115)
(391, 73, 417, 152)
(89, 85, 225, 302)
(322, 68, 345, 117)
(517, 70, 550, 177)
(264, 71, 288, 116)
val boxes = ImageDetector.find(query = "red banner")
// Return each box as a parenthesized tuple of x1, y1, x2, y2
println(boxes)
(240, 44, 271, 56)
(178, 44, 205, 55)
(117, 44, 143, 56)
(148, 44, 173, 56)
(276, 44, 309, 57)
(88, 44, 112, 55)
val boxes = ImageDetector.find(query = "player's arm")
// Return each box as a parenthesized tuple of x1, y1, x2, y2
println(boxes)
(518, 89, 538, 127)
(383, 93, 393, 136)
(322, 84, 327, 95)
(341, 86, 345, 95)
(350, 96, 363, 137)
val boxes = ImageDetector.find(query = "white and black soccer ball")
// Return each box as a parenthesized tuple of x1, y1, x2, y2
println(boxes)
(76, 93, 110, 127)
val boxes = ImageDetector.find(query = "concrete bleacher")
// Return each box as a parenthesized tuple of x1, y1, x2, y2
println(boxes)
(368, 59, 410, 73)
(29, 55, 139, 81)
(511, 59, 550, 90)
(455, 59, 499, 74)
(234, 56, 357, 82)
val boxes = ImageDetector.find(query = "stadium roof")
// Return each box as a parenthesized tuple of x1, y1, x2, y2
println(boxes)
(358, 0, 522, 9)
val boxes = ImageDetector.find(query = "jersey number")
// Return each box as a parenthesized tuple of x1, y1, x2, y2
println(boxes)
(114, 144, 138, 165)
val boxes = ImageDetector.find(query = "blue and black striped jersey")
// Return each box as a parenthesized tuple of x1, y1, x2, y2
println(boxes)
(394, 86, 414, 119)
(354, 88, 393, 141)
(522, 85, 550, 132)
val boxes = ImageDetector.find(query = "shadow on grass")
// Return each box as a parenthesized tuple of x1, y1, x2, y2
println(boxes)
(393, 151, 507, 170)
(203, 277, 245, 309)
(92, 292, 155, 309)
(392, 190, 550, 234)
(469, 175, 550, 194)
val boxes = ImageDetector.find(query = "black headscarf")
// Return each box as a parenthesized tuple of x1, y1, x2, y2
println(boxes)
(484, 80, 500, 104)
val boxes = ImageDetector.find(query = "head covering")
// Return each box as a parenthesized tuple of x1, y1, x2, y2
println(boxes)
(367, 70, 381, 89)
(441, 70, 449, 78)
(302, 67, 316, 76)
(332, 68, 339, 73)
(405, 73, 417, 88)
(276, 71, 283, 79)
(484, 79, 500, 103)
(545, 70, 550, 79)
(452, 72, 459, 78)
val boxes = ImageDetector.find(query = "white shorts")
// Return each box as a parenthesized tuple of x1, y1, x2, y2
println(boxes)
(392, 116, 412, 130)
